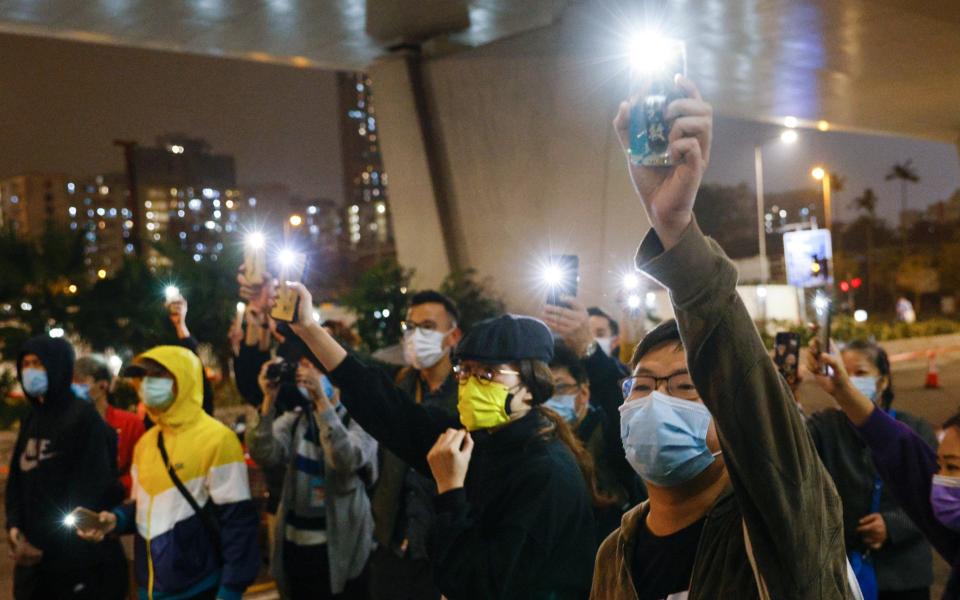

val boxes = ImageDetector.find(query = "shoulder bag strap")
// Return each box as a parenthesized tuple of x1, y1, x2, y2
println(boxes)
(157, 432, 223, 556)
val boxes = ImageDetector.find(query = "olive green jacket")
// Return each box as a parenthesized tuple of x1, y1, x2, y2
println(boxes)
(591, 220, 854, 599)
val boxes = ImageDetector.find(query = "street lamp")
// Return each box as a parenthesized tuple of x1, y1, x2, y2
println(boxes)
(811, 166, 832, 229)
(754, 129, 799, 284)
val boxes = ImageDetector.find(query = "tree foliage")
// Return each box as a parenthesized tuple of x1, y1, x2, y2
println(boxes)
(440, 269, 506, 333)
(339, 258, 414, 352)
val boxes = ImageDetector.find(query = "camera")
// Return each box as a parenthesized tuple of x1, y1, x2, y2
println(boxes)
(266, 360, 297, 385)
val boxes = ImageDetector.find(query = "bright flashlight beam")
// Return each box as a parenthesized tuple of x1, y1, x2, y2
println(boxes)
(63, 514, 76, 527)
(623, 273, 640, 291)
(627, 294, 642, 309)
(627, 33, 679, 75)
(542, 265, 564, 287)
(245, 232, 265, 250)
(164, 285, 180, 300)
(278, 249, 297, 268)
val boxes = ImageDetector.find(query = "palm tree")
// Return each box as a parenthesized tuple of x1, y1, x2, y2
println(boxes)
(885, 159, 920, 228)
(851, 187, 878, 218)
(851, 188, 879, 308)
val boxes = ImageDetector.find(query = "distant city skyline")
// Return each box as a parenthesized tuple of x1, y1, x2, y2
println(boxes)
(1, 32, 957, 229)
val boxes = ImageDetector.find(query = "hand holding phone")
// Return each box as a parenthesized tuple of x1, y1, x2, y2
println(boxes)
(544, 255, 579, 307)
(271, 252, 308, 323)
(628, 38, 687, 167)
(773, 332, 801, 386)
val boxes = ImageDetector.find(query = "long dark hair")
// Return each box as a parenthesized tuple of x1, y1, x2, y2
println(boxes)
(516, 359, 616, 508)
(844, 339, 894, 409)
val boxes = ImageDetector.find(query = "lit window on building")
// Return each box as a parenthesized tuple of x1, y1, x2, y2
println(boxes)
(179, 232, 187, 240)
(249, 197, 257, 207)
(202, 188, 216, 199)
(97, 207, 106, 217)
(307, 205, 317, 215)
(67, 182, 76, 193)
(193, 254, 202, 262)
(10, 196, 19, 204)
(87, 209, 95, 218)
(178, 210, 186, 218)
(99, 186, 109, 195)
(68, 207, 77, 217)
(188, 199, 203, 211)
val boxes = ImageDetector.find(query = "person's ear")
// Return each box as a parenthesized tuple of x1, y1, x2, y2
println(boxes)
(447, 327, 463, 348)
(576, 384, 590, 410)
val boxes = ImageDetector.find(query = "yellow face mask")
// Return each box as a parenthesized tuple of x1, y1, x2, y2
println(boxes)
(457, 377, 512, 431)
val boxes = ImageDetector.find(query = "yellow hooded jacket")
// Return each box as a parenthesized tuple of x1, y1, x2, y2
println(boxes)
(112, 346, 259, 600)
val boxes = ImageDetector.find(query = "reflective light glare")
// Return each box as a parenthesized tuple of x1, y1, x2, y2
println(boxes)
(313, 310, 321, 322)
(542, 265, 564, 287)
(779, 130, 798, 144)
(783, 116, 799, 128)
(278, 249, 297, 267)
(814, 293, 830, 312)
(245, 232, 266, 249)
(854, 309, 868, 323)
(623, 273, 640, 291)
(756, 286, 768, 298)
(49, 327, 64, 338)
(817, 120, 830, 132)
(627, 33, 680, 75)
(811, 166, 826, 181)
(627, 294, 642, 309)
(645, 292, 657, 309)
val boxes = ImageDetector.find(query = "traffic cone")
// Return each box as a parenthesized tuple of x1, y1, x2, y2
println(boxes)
(925, 351, 940, 389)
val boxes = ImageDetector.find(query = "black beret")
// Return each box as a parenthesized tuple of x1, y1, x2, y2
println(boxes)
(454, 314, 554, 364)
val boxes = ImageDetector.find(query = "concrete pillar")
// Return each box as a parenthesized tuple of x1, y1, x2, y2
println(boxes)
(368, 55, 452, 290)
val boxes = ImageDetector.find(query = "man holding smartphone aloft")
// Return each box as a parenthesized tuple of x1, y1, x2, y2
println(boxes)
(590, 76, 858, 599)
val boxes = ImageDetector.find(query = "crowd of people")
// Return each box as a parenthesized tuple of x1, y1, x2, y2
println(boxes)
(6, 76, 960, 600)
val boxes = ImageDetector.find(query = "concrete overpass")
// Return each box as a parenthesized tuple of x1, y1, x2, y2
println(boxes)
(2, 0, 958, 309)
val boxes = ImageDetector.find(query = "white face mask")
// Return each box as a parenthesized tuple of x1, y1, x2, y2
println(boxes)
(403, 327, 452, 370)
(596, 337, 614, 356)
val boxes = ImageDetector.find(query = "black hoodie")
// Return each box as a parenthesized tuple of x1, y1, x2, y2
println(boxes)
(5, 336, 124, 568)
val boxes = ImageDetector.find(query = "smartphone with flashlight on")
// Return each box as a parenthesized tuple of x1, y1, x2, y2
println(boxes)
(628, 37, 687, 167)
(545, 254, 579, 307)
(773, 332, 801, 386)
(243, 233, 267, 285)
(65, 507, 110, 532)
(813, 293, 833, 376)
(271, 251, 308, 323)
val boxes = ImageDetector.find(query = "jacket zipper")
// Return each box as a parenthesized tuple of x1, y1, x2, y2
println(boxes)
(146, 489, 155, 600)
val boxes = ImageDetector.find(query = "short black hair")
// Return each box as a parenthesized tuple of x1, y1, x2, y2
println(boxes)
(549, 340, 588, 385)
(75, 355, 112, 383)
(630, 319, 683, 368)
(410, 290, 460, 325)
(587, 307, 619, 336)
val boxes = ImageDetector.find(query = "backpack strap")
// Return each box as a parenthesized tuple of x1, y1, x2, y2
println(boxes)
(157, 432, 223, 557)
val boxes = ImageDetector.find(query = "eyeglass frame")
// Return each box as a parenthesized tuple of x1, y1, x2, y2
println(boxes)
(619, 371, 699, 401)
(452, 363, 521, 385)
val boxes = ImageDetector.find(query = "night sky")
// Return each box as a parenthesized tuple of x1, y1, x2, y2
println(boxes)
(1, 32, 957, 224)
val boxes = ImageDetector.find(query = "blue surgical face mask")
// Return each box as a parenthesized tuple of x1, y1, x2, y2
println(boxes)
(545, 394, 578, 423)
(321, 375, 335, 400)
(71, 383, 91, 401)
(22, 368, 49, 397)
(850, 375, 880, 403)
(298, 376, 336, 402)
(141, 376, 175, 409)
(619, 391, 721, 487)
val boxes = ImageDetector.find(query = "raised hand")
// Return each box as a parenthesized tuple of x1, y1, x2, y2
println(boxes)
(427, 429, 475, 494)
(614, 76, 712, 249)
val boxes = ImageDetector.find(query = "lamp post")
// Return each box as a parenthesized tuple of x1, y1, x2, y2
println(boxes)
(811, 166, 832, 229)
(754, 128, 799, 285)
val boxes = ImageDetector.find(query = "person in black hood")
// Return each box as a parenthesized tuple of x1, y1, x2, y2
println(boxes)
(5, 336, 127, 600)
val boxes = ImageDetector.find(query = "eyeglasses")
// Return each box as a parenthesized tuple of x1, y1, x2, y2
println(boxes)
(453, 364, 520, 385)
(619, 372, 698, 401)
(401, 320, 437, 333)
